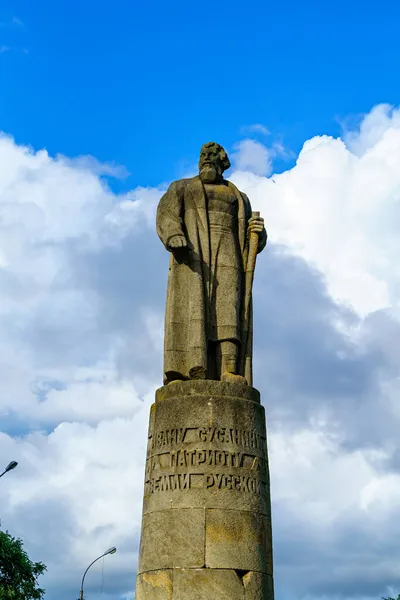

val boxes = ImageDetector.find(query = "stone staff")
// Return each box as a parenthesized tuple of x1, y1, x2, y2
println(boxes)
(240, 210, 261, 380)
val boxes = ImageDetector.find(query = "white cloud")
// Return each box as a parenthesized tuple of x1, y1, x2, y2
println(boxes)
(241, 123, 270, 136)
(0, 134, 164, 595)
(232, 139, 273, 176)
(1, 414, 150, 598)
(344, 104, 400, 157)
(1, 106, 400, 600)
(231, 108, 400, 316)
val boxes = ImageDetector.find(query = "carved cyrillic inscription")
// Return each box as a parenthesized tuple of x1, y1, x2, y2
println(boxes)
(146, 449, 268, 474)
(145, 473, 191, 493)
(206, 473, 264, 494)
(144, 421, 269, 496)
(171, 449, 244, 468)
(145, 472, 266, 495)
(151, 427, 266, 452)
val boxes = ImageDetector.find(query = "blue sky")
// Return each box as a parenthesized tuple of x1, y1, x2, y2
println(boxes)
(2, 0, 400, 187)
(2, 2, 400, 600)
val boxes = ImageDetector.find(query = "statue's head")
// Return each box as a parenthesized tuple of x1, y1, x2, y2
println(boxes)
(198, 142, 231, 183)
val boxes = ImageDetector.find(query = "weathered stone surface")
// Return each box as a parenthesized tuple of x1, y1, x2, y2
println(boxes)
(135, 569, 274, 600)
(173, 568, 244, 600)
(156, 380, 260, 404)
(205, 509, 272, 572)
(136, 570, 173, 600)
(138, 509, 205, 572)
(243, 572, 274, 600)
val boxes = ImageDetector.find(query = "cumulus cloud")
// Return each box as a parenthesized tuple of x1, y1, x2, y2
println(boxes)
(0, 134, 164, 597)
(232, 139, 273, 176)
(232, 113, 400, 316)
(1, 105, 400, 600)
(344, 103, 400, 157)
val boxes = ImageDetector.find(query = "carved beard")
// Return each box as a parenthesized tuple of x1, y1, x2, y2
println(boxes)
(199, 163, 221, 183)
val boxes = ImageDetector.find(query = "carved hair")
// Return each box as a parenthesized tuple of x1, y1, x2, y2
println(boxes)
(200, 142, 231, 172)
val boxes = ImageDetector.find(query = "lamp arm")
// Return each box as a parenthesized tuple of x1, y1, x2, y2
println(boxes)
(80, 553, 107, 595)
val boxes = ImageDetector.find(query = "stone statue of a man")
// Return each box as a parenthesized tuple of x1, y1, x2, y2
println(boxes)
(156, 142, 267, 386)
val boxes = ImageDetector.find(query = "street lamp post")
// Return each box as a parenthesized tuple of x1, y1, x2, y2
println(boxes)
(79, 546, 117, 600)
(0, 461, 18, 479)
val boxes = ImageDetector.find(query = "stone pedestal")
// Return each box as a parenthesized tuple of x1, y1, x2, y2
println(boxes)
(135, 380, 274, 600)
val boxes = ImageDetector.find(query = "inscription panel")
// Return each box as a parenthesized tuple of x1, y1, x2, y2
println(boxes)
(142, 394, 271, 514)
(142, 393, 272, 514)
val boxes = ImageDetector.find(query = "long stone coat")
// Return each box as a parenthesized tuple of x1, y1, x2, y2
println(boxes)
(156, 175, 266, 386)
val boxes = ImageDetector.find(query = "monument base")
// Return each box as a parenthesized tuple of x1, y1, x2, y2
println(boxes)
(135, 380, 274, 600)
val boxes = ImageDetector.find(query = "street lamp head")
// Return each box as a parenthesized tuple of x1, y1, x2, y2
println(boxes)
(5, 461, 18, 472)
(105, 547, 117, 555)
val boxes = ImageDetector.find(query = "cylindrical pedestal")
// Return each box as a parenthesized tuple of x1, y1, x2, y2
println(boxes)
(135, 380, 274, 600)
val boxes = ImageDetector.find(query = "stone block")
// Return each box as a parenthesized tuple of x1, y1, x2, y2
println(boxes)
(205, 509, 271, 573)
(243, 571, 274, 600)
(136, 570, 173, 600)
(138, 509, 205, 572)
(173, 568, 244, 600)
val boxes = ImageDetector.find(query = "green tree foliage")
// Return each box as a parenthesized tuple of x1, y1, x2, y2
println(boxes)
(383, 596, 400, 600)
(0, 528, 46, 599)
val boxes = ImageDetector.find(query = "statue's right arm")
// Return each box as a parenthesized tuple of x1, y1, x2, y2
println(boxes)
(156, 181, 187, 251)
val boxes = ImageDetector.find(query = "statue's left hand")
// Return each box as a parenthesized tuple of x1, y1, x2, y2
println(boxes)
(248, 215, 264, 235)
